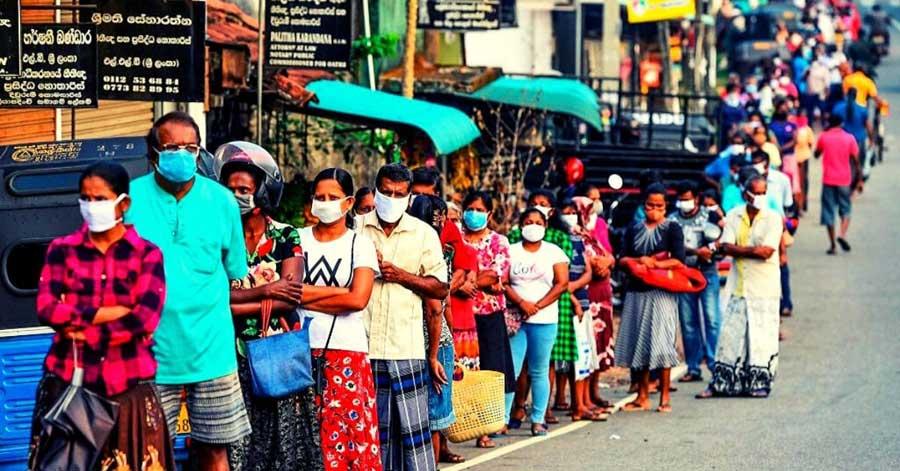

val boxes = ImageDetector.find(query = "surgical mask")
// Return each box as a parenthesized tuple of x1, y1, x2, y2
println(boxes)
(534, 206, 552, 219)
(235, 194, 255, 215)
(706, 204, 720, 213)
(746, 84, 758, 94)
(156, 149, 197, 184)
(591, 199, 603, 215)
(463, 210, 488, 231)
(522, 224, 546, 242)
(561, 214, 579, 230)
(753, 162, 768, 175)
(374, 190, 410, 223)
(749, 194, 768, 209)
(730, 144, 745, 155)
(312, 198, 348, 224)
(676, 200, 696, 213)
(79, 194, 126, 233)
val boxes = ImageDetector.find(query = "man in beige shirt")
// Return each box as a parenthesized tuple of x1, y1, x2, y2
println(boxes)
(358, 163, 448, 471)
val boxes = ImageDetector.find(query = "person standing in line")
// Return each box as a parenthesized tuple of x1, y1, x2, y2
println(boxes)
(616, 183, 685, 413)
(215, 142, 322, 471)
(815, 114, 861, 254)
(126, 112, 251, 471)
(30, 162, 175, 471)
(357, 163, 448, 471)
(301, 168, 383, 470)
(698, 175, 783, 399)
(669, 181, 723, 384)
(504, 208, 570, 435)
(460, 191, 515, 448)
(507, 190, 574, 425)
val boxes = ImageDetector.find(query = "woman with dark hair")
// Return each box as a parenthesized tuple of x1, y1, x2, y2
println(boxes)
(615, 183, 685, 413)
(504, 208, 570, 436)
(29, 162, 175, 470)
(353, 187, 375, 216)
(300, 168, 383, 470)
(218, 143, 323, 470)
(460, 191, 515, 448)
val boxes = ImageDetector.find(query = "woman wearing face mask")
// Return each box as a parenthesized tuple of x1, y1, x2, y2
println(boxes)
(504, 208, 570, 436)
(460, 191, 515, 448)
(215, 142, 323, 471)
(30, 162, 175, 471)
(300, 168, 383, 470)
(615, 183, 685, 413)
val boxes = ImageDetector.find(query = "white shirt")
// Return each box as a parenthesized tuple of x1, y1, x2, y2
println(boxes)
(766, 169, 794, 215)
(508, 242, 569, 324)
(299, 228, 380, 353)
(721, 206, 782, 300)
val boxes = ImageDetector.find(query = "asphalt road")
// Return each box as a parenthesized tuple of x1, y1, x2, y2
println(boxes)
(452, 47, 900, 471)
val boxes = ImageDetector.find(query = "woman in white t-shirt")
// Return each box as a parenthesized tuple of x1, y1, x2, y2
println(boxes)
(503, 208, 569, 436)
(299, 168, 383, 471)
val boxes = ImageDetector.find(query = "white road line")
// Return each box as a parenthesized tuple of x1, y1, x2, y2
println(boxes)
(442, 364, 688, 471)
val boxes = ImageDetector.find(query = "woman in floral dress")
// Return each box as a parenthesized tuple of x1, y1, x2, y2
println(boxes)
(218, 145, 323, 471)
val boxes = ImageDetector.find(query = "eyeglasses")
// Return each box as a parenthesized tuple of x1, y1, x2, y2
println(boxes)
(155, 143, 201, 155)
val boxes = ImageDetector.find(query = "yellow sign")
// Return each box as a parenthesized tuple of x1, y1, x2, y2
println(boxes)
(626, 0, 696, 24)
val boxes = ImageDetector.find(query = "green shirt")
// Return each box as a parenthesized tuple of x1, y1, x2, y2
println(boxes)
(125, 174, 248, 384)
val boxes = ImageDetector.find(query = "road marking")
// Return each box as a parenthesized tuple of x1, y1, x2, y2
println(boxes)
(443, 365, 688, 471)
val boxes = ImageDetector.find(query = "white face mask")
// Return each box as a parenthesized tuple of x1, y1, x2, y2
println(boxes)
(534, 205, 552, 219)
(374, 190, 410, 224)
(750, 194, 768, 210)
(676, 199, 696, 213)
(591, 199, 603, 215)
(753, 162, 768, 175)
(560, 214, 579, 230)
(311, 198, 348, 224)
(522, 224, 546, 243)
(706, 204, 720, 213)
(79, 194, 126, 233)
(730, 144, 745, 155)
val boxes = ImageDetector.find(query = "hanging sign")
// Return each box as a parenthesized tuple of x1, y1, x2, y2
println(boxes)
(418, 1, 501, 30)
(93, 0, 206, 102)
(499, 0, 517, 28)
(0, 0, 20, 76)
(0, 24, 98, 108)
(626, 0, 695, 24)
(265, 0, 353, 70)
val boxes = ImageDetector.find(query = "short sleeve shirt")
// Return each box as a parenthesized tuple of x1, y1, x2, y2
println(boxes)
(125, 174, 248, 384)
(721, 206, 782, 299)
(842, 71, 877, 106)
(509, 242, 568, 324)
(816, 127, 859, 187)
(668, 208, 721, 269)
(358, 212, 448, 360)
(300, 228, 380, 353)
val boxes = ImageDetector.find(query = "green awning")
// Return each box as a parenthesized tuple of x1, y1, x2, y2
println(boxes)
(305, 80, 481, 155)
(469, 76, 603, 131)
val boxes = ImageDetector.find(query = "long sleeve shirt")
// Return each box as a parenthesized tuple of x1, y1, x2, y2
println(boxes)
(37, 225, 165, 396)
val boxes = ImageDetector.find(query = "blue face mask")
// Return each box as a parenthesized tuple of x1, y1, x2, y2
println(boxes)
(463, 209, 488, 231)
(156, 149, 197, 184)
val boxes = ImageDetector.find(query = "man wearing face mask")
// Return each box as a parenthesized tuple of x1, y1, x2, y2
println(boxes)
(668, 181, 723, 383)
(357, 163, 448, 471)
(126, 112, 251, 470)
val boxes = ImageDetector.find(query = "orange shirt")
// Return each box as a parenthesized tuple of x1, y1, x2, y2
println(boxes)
(842, 71, 878, 106)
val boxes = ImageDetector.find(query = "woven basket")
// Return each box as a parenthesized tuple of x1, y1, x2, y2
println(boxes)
(446, 365, 506, 443)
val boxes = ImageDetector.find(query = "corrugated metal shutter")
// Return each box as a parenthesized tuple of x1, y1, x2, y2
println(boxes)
(60, 101, 154, 140)
(0, 1, 58, 145)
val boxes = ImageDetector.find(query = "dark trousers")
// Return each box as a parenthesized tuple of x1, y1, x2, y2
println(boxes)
(780, 263, 793, 312)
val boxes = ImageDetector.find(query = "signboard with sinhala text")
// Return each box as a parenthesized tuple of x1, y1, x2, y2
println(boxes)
(0, 0, 19, 76)
(94, 0, 206, 102)
(418, 0, 501, 31)
(0, 24, 98, 108)
(626, 0, 695, 24)
(265, 0, 352, 71)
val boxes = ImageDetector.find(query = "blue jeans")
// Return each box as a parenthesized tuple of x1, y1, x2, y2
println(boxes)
(505, 323, 558, 425)
(677, 267, 721, 376)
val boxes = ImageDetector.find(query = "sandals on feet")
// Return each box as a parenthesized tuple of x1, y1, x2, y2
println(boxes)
(508, 405, 527, 430)
(621, 401, 651, 412)
(657, 404, 672, 413)
(695, 389, 715, 399)
(476, 436, 496, 449)
(678, 373, 703, 383)
(531, 424, 549, 436)
(572, 410, 609, 422)
(544, 414, 560, 425)
(439, 451, 466, 464)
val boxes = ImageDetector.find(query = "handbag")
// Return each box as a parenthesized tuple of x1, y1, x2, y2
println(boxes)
(621, 254, 708, 294)
(246, 299, 315, 399)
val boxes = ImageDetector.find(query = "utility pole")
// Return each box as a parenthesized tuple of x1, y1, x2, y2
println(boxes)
(402, 0, 419, 98)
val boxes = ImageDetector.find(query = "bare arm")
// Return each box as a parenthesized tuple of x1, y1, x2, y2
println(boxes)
(300, 268, 376, 313)
(230, 257, 303, 305)
(381, 260, 449, 300)
(719, 243, 775, 260)
(535, 263, 570, 311)
(569, 255, 593, 292)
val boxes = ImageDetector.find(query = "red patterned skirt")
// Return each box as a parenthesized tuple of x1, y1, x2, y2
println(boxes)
(314, 349, 382, 471)
(588, 280, 615, 371)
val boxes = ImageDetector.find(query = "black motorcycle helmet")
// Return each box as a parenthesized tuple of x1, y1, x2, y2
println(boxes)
(213, 141, 284, 212)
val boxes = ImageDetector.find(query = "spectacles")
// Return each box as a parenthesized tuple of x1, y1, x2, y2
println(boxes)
(156, 143, 201, 155)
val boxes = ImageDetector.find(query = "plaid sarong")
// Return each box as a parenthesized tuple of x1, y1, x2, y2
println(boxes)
(509, 226, 577, 361)
(372, 359, 435, 471)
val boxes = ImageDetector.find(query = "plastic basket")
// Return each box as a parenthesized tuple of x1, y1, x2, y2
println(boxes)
(446, 364, 506, 443)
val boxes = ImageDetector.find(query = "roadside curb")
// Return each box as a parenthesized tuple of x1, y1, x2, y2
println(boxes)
(443, 364, 688, 471)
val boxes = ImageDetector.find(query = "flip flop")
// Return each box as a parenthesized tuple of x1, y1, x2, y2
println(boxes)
(551, 403, 570, 411)
(572, 410, 609, 422)
(621, 401, 651, 412)
(695, 389, 715, 399)
(439, 451, 466, 464)
(837, 237, 851, 252)
(544, 414, 560, 425)
(475, 436, 496, 449)
(657, 404, 672, 413)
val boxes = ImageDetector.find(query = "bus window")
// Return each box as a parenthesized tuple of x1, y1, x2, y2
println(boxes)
(3, 240, 50, 294)
(8, 168, 83, 196)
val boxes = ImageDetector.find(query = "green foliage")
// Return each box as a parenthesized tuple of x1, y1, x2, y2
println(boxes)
(272, 176, 309, 229)
(352, 33, 401, 61)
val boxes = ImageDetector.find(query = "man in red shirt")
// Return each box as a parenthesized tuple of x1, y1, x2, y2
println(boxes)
(815, 114, 861, 255)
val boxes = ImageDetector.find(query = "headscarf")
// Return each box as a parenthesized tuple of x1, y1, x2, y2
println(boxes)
(572, 196, 611, 255)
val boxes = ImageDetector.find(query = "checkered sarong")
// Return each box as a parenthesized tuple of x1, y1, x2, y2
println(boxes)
(372, 359, 435, 471)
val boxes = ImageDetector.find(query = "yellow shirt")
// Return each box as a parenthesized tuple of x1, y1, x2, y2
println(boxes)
(722, 206, 782, 299)
(762, 142, 782, 169)
(842, 71, 878, 106)
(358, 211, 448, 360)
(794, 126, 815, 164)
